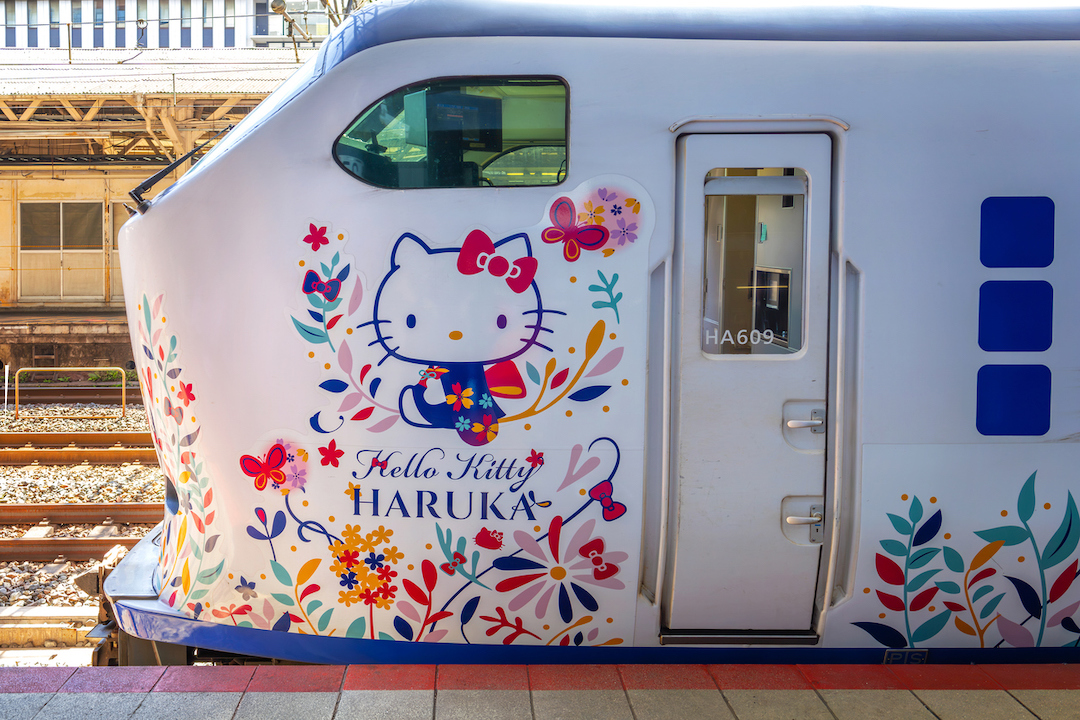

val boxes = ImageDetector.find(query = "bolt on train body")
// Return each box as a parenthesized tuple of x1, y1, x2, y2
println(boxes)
(107, 0, 1080, 663)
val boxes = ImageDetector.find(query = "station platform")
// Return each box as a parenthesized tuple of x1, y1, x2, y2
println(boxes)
(0, 663, 1076, 719)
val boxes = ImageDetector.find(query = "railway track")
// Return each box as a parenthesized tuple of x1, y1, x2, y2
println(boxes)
(0, 503, 163, 561)
(13, 385, 143, 405)
(0, 432, 157, 465)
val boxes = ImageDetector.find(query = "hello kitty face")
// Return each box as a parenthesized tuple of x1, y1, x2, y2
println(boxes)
(371, 231, 551, 367)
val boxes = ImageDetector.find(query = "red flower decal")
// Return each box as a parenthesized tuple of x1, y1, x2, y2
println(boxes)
(319, 438, 344, 467)
(526, 449, 544, 468)
(304, 223, 329, 251)
(177, 381, 196, 407)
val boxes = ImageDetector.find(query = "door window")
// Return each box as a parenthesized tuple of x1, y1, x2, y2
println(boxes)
(701, 168, 807, 355)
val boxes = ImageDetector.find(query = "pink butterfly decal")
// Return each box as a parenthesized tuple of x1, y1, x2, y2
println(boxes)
(239, 443, 287, 491)
(541, 197, 609, 262)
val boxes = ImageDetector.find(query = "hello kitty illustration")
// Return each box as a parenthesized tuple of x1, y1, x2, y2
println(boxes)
(365, 229, 561, 446)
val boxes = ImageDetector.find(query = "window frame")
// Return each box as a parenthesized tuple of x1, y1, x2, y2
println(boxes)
(332, 74, 570, 191)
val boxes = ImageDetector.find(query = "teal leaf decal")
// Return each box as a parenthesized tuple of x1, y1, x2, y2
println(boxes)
(980, 593, 1005, 619)
(887, 513, 912, 536)
(318, 608, 334, 633)
(197, 559, 225, 583)
(909, 496, 923, 524)
(292, 317, 329, 344)
(588, 271, 622, 324)
(526, 362, 541, 385)
(1043, 492, 1080, 569)
(270, 560, 292, 587)
(943, 546, 965, 573)
(1018, 471, 1037, 523)
(912, 610, 952, 643)
(935, 581, 961, 594)
(271, 592, 295, 606)
(908, 547, 940, 569)
(306, 600, 323, 616)
(972, 585, 993, 603)
(345, 617, 366, 638)
(974, 525, 1029, 547)
(188, 588, 208, 600)
(880, 539, 907, 557)
(906, 568, 942, 593)
(851, 621, 906, 648)
(377, 632, 395, 641)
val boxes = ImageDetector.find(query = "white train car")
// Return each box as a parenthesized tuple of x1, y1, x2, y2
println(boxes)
(107, 0, 1080, 663)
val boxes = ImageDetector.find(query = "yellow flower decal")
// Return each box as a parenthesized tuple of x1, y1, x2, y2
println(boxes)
(578, 200, 606, 226)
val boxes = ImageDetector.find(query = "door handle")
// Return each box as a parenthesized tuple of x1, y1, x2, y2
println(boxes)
(785, 408, 825, 434)
(785, 513, 823, 525)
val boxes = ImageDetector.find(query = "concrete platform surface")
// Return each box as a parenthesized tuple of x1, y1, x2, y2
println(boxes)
(0, 663, 1076, 719)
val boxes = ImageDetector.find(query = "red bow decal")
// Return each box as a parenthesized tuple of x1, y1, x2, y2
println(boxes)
(578, 537, 619, 581)
(456, 230, 537, 294)
(588, 480, 626, 521)
(371, 457, 388, 470)
(418, 365, 448, 388)
(302, 269, 342, 301)
(440, 551, 467, 575)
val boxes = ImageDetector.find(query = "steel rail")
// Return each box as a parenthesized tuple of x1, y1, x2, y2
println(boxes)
(0, 503, 163, 525)
(0, 537, 143, 562)
(12, 386, 143, 406)
(0, 432, 153, 447)
(0, 431, 157, 464)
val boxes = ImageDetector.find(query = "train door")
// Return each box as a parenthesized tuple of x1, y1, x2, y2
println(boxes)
(664, 134, 832, 641)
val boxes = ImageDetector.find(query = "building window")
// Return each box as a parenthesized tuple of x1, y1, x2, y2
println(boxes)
(202, 0, 211, 46)
(224, 0, 234, 46)
(254, 1, 267, 37)
(136, 0, 146, 46)
(4, 2, 14, 47)
(158, 0, 168, 46)
(19, 202, 105, 301)
(335, 77, 569, 189)
(27, 2, 38, 48)
(49, 0, 60, 47)
(93, 0, 103, 47)
(181, 0, 190, 47)
(116, 0, 126, 47)
(71, 2, 82, 47)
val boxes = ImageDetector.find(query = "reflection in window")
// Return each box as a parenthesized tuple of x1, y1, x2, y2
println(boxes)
(334, 77, 567, 189)
(701, 168, 806, 355)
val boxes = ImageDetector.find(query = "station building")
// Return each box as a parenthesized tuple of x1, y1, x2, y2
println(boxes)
(0, 39, 315, 371)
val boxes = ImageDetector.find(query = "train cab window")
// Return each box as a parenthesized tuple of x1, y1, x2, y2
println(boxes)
(701, 168, 807, 355)
(334, 77, 567, 189)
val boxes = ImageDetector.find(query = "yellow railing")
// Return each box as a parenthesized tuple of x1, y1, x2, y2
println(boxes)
(14, 366, 127, 420)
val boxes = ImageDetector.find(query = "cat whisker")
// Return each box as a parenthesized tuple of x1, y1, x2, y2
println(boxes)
(524, 324, 554, 334)
(356, 319, 389, 329)
(525, 338, 554, 352)
(377, 346, 399, 366)
(368, 336, 392, 347)
(523, 308, 566, 317)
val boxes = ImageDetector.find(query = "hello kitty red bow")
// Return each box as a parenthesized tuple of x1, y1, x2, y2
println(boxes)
(457, 230, 537, 294)
(589, 479, 626, 521)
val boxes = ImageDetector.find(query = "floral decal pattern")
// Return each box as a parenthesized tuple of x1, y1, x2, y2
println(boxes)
(856, 471, 1080, 649)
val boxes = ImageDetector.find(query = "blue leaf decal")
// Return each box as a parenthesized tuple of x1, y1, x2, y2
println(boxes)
(974, 525, 1029, 546)
(558, 583, 573, 623)
(1043, 492, 1080, 569)
(887, 513, 912, 536)
(568, 385, 610, 402)
(493, 556, 546, 571)
(852, 621, 907, 648)
(1005, 575, 1042, 619)
(912, 509, 942, 547)
(909, 496, 924, 524)
(319, 379, 349, 393)
(912, 611, 952, 643)
(143, 346, 154, 360)
(570, 582, 599, 612)
(526, 362, 541, 385)
(980, 593, 1005, 619)
(246, 526, 268, 541)
(880, 539, 907, 557)
(272, 613, 292, 633)
(271, 510, 286, 538)
(460, 596, 481, 625)
(336, 264, 350, 283)
(308, 310, 324, 323)
(292, 317, 329, 344)
(394, 615, 414, 641)
(1062, 617, 1080, 634)
(909, 547, 940, 569)
(1018, 471, 1037, 523)
(167, 368, 182, 379)
(309, 412, 344, 434)
(943, 546, 965, 573)
(370, 378, 382, 398)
